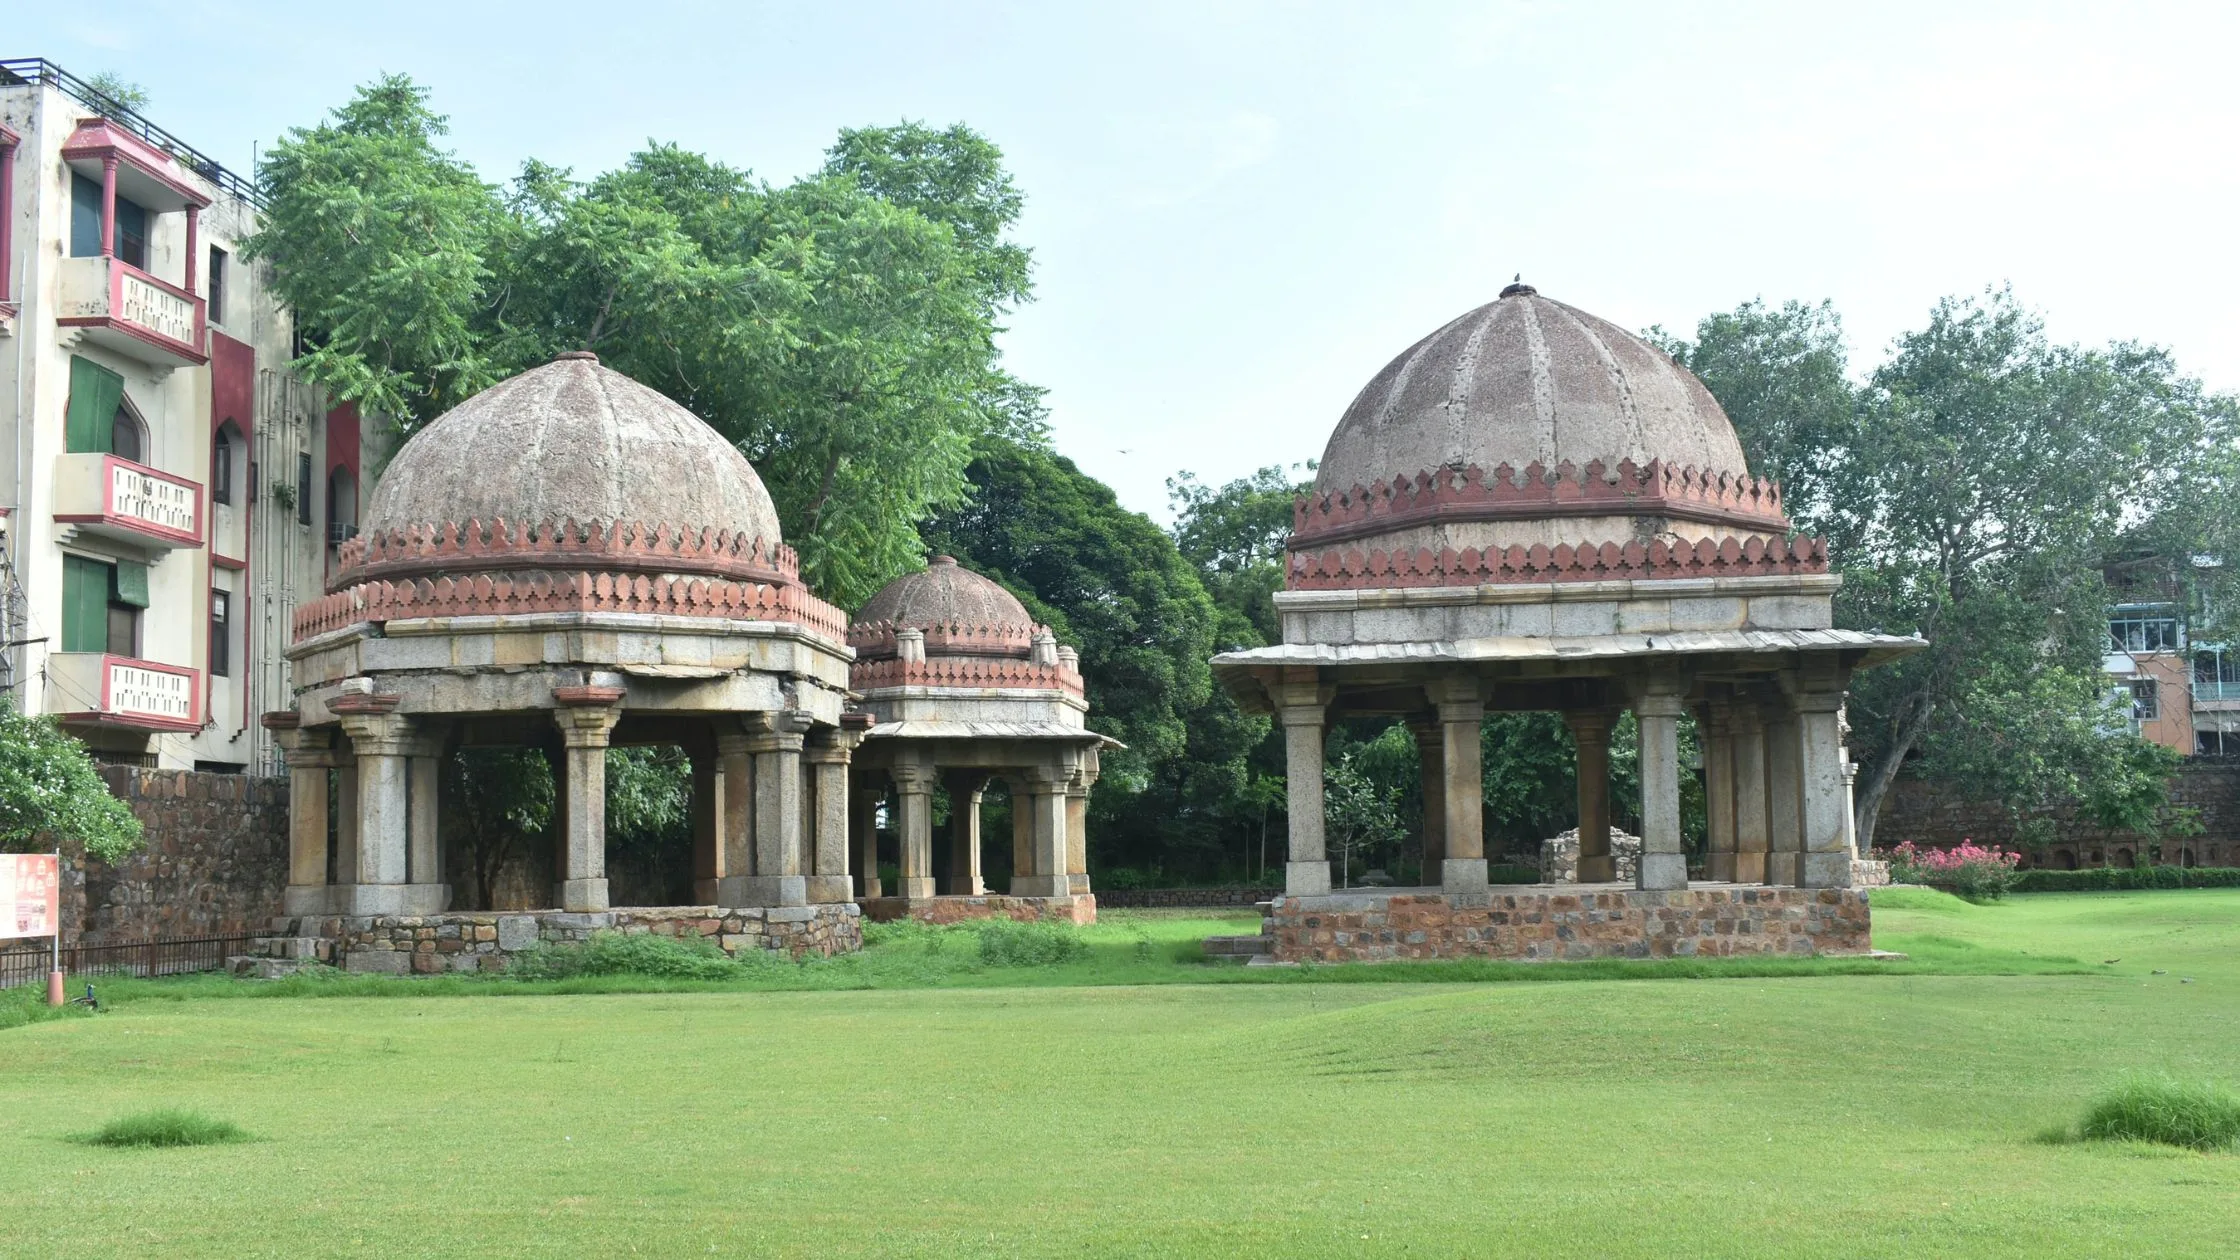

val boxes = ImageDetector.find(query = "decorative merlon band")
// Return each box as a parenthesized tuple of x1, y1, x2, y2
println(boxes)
(331, 518, 800, 592)
(849, 656, 1085, 698)
(1292, 460, 1790, 549)
(1286, 535, 1829, 590)
(846, 618, 1041, 659)
(292, 571, 850, 644)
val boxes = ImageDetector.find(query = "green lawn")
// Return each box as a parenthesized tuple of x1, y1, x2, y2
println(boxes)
(4, 890, 2237, 1257)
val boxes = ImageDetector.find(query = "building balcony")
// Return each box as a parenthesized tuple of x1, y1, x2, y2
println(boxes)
(55, 254, 206, 368)
(2197, 680, 2240, 709)
(45, 652, 201, 732)
(53, 453, 203, 550)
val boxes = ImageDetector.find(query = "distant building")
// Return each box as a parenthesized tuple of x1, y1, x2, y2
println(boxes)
(2101, 552, 2235, 756)
(1, 59, 359, 772)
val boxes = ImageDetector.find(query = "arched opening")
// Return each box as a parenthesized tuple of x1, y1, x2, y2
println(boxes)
(212, 420, 242, 505)
(111, 394, 147, 463)
(2114, 847, 2136, 869)
(2055, 849, 2078, 870)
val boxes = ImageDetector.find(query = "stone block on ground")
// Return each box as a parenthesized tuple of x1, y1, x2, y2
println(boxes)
(1539, 827, 1643, 883)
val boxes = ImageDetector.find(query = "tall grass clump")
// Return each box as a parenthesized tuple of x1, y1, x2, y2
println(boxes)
(973, 918, 1088, 966)
(2077, 1075, 2240, 1152)
(79, 1109, 248, 1148)
(511, 929, 749, 981)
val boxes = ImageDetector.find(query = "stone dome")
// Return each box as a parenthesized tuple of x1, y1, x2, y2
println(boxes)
(362, 352, 782, 544)
(851, 557, 1041, 660)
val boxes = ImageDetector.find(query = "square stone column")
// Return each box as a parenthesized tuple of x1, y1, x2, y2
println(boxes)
(1065, 763, 1095, 894)
(738, 713, 812, 907)
(266, 716, 337, 917)
(335, 754, 359, 899)
(1634, 678, 1688, 891)
(689, 744, 723, 903)
(1009, 776, 1034, 889)
(806, 728, 859, 904)
(891, 756, 939, 899)
(1410, 720, 1447, 869)
(335, 695, 447, 916)
(1795, 670, 1854, 888)
(551, 686, 625, 912)
(1277, 671, 1335, 898)
(1701, 701, 1738, 882)
(1429, 677, 1488, 895)
(1764, 706, 1803, 886)
(1008, 763, 1073, 897)
(1564, 710, 1616, 883)
(1731, 705, 1770, 885)
(944, 770, 989, 896)
(714, 728, 755, 904)
(852, 776, 885, 899)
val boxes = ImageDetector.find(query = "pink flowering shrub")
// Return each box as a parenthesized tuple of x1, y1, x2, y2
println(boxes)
(1883, 839, 2022, 900)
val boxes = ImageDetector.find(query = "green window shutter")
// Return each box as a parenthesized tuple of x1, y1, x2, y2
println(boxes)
(112, 560, 150, 609)
(65, 357, 125, 454)
(61, 557, 112, 653)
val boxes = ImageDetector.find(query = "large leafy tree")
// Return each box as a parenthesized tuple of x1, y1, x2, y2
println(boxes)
(1669, 290, 2239, 850)
(0, 707, 142, 864)
(250, 80, 1034, 609)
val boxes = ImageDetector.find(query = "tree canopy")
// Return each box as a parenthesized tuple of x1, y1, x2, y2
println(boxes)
(0, 707, 142, 863)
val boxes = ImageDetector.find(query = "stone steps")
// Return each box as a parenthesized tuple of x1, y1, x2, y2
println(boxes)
(1201, 934, 1272, 963)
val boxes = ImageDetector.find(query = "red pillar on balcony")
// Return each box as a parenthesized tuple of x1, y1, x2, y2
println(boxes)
(184, 204, 199, 293)
(100, 156, 118, 259)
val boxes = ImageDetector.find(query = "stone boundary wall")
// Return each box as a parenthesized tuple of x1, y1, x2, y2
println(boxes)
(1875, 759, 2240, 867)
(61, 768, 288, 946)
(1093, 887, 1278, 909)
(860, 894, 1096, 926)
(1265, 888, 1870, 964)
(281, 905, 862, 974)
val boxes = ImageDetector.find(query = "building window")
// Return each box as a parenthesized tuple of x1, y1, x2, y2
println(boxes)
(210, 590, 230, 677)
(66, 174, 150, 267)
(2130, 679, 2159, 723)
(297, 452, 313, 526)
(61, 555, 144, 656)
(328, 466, 358, 544)
(2109, 605, 2181, 653)
(208, 245, 228, 324)
(212, 422, 240, 505)
(111, 402, 145, 463)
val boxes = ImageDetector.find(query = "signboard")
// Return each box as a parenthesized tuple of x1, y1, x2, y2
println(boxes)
(108, 660, 196, 724)
(0, 853, 60, 940)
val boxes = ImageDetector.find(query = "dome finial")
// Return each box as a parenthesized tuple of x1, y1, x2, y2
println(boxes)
(1500, 275, 1537, 299)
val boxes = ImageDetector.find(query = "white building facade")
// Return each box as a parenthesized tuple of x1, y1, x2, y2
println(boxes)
(1, 60, 355, 772)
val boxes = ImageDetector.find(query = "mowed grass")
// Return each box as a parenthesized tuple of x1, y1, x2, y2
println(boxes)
(2, 891, 2236, 1258)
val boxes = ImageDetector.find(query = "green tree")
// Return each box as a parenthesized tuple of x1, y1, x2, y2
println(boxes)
(443, 749, 552, 910)
(82, 71, 149, 114)
(1168, 464, 1313, 648)
(0, 708, 141, 864)
(1324, 749, 1407, 888)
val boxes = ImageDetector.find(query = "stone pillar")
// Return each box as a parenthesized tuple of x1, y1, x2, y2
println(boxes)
(943, 770, 988, 896)
(335, 697, 416, 916)
(334, 754, 359, 898)
(1795, 670, 1854, 888)
(714, 729, 755, 905)
(689, 744, 722, 903)
(743, 713, 811, 907)
(405, 733, 445, 895)
(1701, 701, 1738, 882)
(892, 757, 939, 900)
(1277, 671, 1334, 898)
(1429, 677, 1488, 895)
(806, 728, 858, 904)
(1565, 710, 1616, 883)
(852, 776, 885, 899)
(1065, 764, 1094, 894)
(551, 686, 624, 912)
(1841, 753, 1860, 861)
(1008, 763, 1073, 897)
(1764, 705, 1804, 887)
(1010, 776, 1035, 890)
(1634, 677, 1688, 891)
(1732, 705, 1770, 885)
(269, 718, 336, 916)
(1411, 721, 1447, 871)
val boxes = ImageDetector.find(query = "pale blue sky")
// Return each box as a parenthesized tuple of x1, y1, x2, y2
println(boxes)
(14, 2, 2237, 517)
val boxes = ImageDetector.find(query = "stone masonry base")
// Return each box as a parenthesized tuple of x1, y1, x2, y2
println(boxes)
(859, 894, 1097, 926)
(1266, 886, 1870, 963)
(272, 904, 864, 974)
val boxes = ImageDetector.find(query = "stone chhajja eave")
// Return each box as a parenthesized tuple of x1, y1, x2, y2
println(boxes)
(846, 618, 1041, 659)
(294, 568, 850, 646)
(331, 517, 801, 591)
(1212, 627, 1925, 672)
(849, 655, 1084, 698)
(1292, 458, 1790, 550)
(860, 719, 1122, 747)
(1287, 533, 1828, 591)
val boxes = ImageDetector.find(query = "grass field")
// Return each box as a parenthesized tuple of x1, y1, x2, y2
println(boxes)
(3, 890, 2237, 1257)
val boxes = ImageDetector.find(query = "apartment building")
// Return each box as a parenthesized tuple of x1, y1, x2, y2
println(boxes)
(1, 60, 364, 773)
(2103, 554, 2237, 757)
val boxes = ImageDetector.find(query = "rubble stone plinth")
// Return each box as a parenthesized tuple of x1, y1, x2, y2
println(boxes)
(1265, 887, 1870, 963)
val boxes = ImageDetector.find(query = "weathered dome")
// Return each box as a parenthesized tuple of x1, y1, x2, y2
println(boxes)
(362, 352, 781, 544)
(1314, 286, 1750, 497)
(858, 557, 1031, 630)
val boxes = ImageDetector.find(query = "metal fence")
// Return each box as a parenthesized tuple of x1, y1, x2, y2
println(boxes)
(0, 58, 264, 207)
(0, 934, 257, 990)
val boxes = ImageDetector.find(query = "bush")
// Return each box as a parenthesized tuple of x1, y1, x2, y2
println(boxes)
(973, 918, 1088, 966)
(2012, 866, 2240, 893)
(2077, 1075, 2240, 1152)
(1488, 864, 1542, 885)
(510, 929, 746, 980)
(79, 1109, 248, 1148)
(1884, 841, 2020, 900)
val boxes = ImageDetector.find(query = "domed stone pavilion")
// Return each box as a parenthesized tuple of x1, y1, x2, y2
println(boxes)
(1211, 285, 1922, 963)
(265, 352, 861, 948)
(846, 556, 1111, 922)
